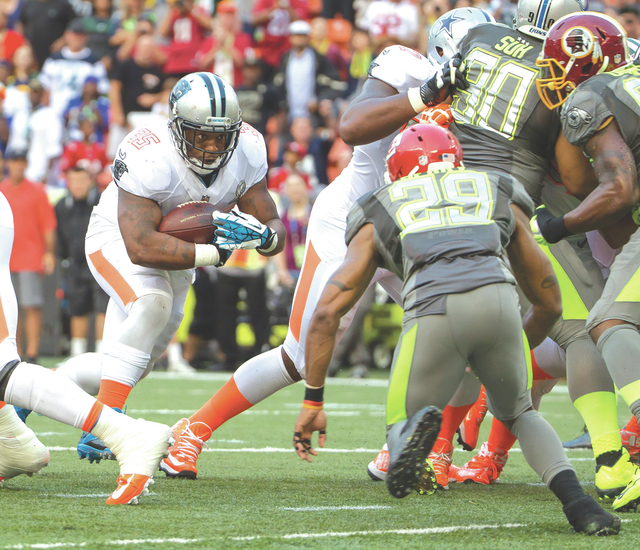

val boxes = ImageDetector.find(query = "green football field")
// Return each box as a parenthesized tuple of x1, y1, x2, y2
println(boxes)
(2, 368, 639, 549)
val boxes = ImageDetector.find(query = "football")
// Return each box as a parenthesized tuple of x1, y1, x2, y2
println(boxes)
(158, 201, 217, 244)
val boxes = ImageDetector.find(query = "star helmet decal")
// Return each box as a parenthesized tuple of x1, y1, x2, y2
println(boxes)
(434, 12, 466, 39)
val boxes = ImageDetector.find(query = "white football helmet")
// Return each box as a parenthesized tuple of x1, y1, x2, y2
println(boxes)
(514, 0, 588, 39)
(168, 72, 242, 175)
(628, 37, 640, 61)
(427, 8, 496, 65)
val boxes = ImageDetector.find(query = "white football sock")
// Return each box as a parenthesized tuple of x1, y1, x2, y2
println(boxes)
(55, 352, 103, 395)
(234, 347, 295, 405)
(167, 342, 183, 364)
(70, 338, 87, 357)
(4, 362, 97, 429)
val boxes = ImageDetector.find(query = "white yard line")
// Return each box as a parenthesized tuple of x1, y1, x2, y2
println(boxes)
(2, 523, 527, 548)
(48, 447, 382, 453)
(280, 505, 391, 511)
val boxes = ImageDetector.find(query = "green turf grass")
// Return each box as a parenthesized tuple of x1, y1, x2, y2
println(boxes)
(1, 369, 638, 549)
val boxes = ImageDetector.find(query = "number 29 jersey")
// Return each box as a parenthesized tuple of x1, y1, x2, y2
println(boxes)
(449, 23, 559, 203)
(345, 167, 534, 319)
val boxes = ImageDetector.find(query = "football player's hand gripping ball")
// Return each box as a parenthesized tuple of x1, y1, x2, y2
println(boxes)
(213, 210, 277, 252)
(420, 54, 469, 106)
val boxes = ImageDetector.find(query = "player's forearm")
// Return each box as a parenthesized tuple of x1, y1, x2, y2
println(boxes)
(339, 94, 416, 146)
(124, 231, 196, 270)
(260, 218, 286, 257)
(304, 311, 340, 388)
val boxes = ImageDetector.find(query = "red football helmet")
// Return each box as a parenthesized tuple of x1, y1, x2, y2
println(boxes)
(386, 124, 463, 183)
(536, 12, 629, 109)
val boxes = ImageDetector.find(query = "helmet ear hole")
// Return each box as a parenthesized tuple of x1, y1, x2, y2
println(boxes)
(581, 62, 593, 74)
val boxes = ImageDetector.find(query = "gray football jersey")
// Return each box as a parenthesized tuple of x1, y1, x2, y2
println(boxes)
(449, 23, 559, 203)
(561, 64, 640, 170)
(345, 167, 534, 317)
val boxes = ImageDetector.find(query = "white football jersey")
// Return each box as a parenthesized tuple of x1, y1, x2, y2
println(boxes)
(93, 120, 268, 228)
(338, 45, 436, 207)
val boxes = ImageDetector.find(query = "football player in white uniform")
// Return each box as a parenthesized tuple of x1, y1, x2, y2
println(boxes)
(0, 191, 173, 505)
(44, 72, 285, 461)
(158, 17, 480, 478)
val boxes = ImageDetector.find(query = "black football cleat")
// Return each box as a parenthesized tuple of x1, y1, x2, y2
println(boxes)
(563, 494, 621, 536)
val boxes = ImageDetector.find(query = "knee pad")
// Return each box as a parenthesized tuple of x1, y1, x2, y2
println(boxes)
(596, 324, 638, 354)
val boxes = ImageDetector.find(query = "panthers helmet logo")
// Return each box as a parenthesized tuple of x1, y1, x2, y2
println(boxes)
(562, 27, 595, 58)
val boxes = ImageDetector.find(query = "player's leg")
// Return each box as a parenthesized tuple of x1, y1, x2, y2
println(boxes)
(587, 230, 640, 510)
(454, 340, 564, 485)
(473, 283, 619, 535)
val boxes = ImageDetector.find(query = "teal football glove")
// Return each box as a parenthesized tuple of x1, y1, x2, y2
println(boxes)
(213, 211, 278, 252)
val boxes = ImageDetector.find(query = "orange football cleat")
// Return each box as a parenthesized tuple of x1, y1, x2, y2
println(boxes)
(367, 443, 389, 481)
(454, 442, 508, 485)
(159, 418, 208, 479)
(457, 386, 488, 451)
(621, 428, 640, 464)
(427, 437, 453, 490)
(106, 474, 152, 505)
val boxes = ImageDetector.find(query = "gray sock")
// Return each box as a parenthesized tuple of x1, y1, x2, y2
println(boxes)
(511, 410, 573, 486)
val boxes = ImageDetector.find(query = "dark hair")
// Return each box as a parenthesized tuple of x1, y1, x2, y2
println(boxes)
(620, 4, 640, 18)
(69, 165, 90, 174)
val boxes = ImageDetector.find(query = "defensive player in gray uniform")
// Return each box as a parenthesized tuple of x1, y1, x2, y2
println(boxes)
(445, 0, 638, 499)
(291, 123, 619, 536)
(535, 11, 640, 511)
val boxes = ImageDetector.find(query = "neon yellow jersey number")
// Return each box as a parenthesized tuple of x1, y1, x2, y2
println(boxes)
(388, 170, 495, 237)
(452, 48, 538, 140)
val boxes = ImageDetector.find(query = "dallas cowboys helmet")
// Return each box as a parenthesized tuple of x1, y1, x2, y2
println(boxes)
(629, 37, 640, 61)
(427, 8, 496, 65)
(168, 72, 242, 175)
(514, 0, 588, 39)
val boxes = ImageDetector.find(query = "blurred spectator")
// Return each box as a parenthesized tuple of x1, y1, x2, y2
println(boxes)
(83, 0, 118, 72)
(620, 5, 640, 39)
(63, 75, 110, 143)
(8, 44, 38, 87)
(216, 249, 269, 371)
(347, 26, 372, 97)
(250, 0, 309, 76)
(197, 0, 252, 86)
(19, 0, 76, 69)
(273, 20, 346, 120)
(107, 34, 164, 156)
(59, 114, 109, 179)
(360, 0, 419, 49)
(267, 141, 310, 190)
(1, 0, 22, 30)
(322, 0, 355, 23)
(273, 172, 310, 288)
(309, 16, 350, 80)
(0, 10, 25, 63)
(110, 0, 157, 60)
(55, 166, 107, 356)
(39, 18, 110, 117)
(8, 80, 64, 185)
(235, 50, 281, 136)
(0, 148, 57, 362)
(159, 0, 210, 78)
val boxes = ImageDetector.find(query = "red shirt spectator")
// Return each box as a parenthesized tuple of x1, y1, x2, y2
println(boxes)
(251, 0, 309, 69)
(0, 176, 57, 273)
(159, 0, 210, 76)
(60, 141, 110, 177)
(0, 28, 25, 64)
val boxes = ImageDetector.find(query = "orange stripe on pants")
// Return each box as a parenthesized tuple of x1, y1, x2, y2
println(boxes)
(0, 294, 8, 343)
(88, 249, 137, 307)
(289, 241, 321, 342)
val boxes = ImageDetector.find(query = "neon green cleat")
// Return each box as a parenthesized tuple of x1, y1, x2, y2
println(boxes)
(613, 469, 640, 512)
(595, 448, 638, 500)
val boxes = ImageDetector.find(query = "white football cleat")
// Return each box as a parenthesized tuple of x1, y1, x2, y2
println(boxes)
(0, 405, 49, 483)
(166, 359, 196, 374)
(96, 410, 172, 505)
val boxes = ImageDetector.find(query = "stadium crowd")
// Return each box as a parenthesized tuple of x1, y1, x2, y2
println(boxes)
(3, 0, 640, 373)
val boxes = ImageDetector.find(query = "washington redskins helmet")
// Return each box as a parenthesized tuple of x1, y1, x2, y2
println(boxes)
(536, 12, 629, 109)
(386, 124, 463, 183)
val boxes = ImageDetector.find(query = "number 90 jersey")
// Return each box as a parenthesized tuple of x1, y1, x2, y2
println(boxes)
(449, 24, 560, 203)
(560, 64, 640, 169)
(345, 167, 534, 319)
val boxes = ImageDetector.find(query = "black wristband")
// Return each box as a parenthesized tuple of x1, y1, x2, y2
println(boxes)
(545, 215, 572, 244)
(304, 385, 324, 403)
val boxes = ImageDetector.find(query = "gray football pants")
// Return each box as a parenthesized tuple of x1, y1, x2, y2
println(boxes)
(386, 283, 573, 485)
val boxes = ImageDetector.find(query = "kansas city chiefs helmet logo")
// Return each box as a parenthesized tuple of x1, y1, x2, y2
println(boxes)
(562, 27, 595, 58)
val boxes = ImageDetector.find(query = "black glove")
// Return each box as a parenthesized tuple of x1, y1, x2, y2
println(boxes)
(215, 246, 232, 267)
(420, 55, 469, 107)
(532, 205, 572, 245)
